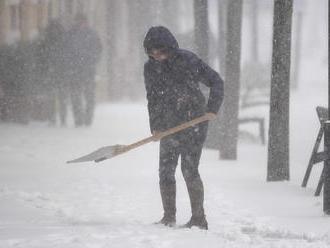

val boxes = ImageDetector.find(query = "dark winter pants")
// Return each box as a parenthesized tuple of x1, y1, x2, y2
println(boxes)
(159, 122, 208, 219)
(70, 80, 95, 127)
(57, 86, 69, 126)
(46, 85, 69, 126)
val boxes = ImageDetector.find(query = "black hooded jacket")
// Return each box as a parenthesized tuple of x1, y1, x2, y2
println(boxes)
(143, 26, 224, 132)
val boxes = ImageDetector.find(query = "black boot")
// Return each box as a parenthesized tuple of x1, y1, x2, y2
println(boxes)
(156, 183, 176, 227)
(155, 214, 176, 227)
(183, 178, 208, 230)
(182, 215, 208, 230)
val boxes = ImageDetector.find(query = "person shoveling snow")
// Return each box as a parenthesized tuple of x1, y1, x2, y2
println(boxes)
(68, 25, 224, 231)
(143, 26, 224, 229)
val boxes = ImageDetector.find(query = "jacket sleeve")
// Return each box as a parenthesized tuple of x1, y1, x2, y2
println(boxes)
(194, 57, 224, 114)
(144, 63, 164, 133)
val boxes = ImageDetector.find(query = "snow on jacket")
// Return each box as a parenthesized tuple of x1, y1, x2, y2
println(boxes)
(143, 26, 224, 132)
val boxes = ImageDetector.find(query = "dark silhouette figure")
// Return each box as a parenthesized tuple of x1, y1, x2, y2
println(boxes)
(65, 14, 102, 127)
(143, 26, 224, 229)
(40, 20, 68, 126)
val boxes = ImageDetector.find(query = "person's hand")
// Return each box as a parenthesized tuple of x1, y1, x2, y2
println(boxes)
(204, 113, 217, 120)
(152, 130, 163, 142)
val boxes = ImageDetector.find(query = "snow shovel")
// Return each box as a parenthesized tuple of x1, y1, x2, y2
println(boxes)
(66, 114, 211, 164)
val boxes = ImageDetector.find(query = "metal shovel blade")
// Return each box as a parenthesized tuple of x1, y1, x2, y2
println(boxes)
(66, 145, 125, 163)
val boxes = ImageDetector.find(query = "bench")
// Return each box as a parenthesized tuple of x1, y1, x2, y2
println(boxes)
(301, 106, 328, 196)
(238, 117, 265, 145)
(239, 86, 268, 145)
(239, 63, 269, 145)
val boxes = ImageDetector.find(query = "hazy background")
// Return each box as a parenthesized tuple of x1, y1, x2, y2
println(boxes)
(0, 0, 327, 127)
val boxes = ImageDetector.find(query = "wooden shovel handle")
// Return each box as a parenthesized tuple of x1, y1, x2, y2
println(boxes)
(110, 115, 210, 158)
(95, 115, 210, 162)
(158, 114, 210, 139)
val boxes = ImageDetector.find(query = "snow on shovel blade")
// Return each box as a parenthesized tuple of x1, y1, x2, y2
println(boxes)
(67, 145, 125, 163)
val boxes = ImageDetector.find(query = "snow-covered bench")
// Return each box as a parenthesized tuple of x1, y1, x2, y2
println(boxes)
(239, 62, 269, 145)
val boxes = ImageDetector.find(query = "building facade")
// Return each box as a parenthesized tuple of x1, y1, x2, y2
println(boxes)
(0, 0, 108, 124)
(0, 0, 106, 44)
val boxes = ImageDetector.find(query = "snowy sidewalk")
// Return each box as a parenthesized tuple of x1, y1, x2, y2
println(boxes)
(0, 101, 329, 248)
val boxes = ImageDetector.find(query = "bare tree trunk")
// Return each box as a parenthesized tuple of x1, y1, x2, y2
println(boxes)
(126, 0, 155, 100)
(194, 0, 209, 63)
(292, 11, 303, 89)
(267, 0, 293, 181)
(159, 0, 180, 35)
(204, 0, 227, 151)
(323, 0, 330, 216)
(251, 0, 259, 61)
(219, 0, 243, 160)
(218, 0, 227, 75)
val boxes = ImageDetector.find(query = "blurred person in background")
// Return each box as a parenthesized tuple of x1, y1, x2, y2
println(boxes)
(65, 13, 102, 127)
(40, 20, 68, 126)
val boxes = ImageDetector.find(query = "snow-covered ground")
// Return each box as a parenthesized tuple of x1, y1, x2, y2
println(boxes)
(1, 76, 330, 247)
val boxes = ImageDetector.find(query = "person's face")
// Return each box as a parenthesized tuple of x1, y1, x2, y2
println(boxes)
(148, 48, 168, 62)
